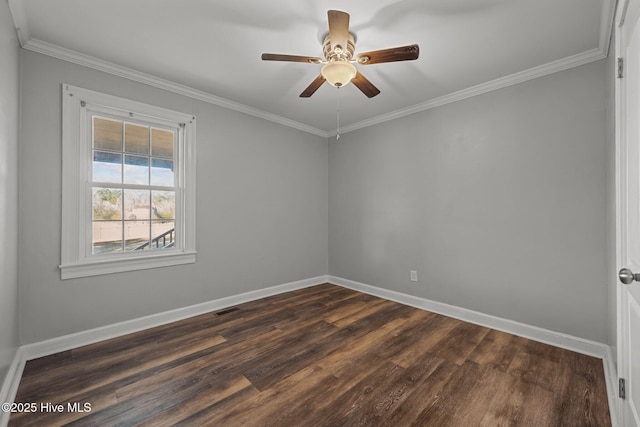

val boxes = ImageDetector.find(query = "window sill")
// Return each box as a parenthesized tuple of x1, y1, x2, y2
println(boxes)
(59, 251, 197, 280)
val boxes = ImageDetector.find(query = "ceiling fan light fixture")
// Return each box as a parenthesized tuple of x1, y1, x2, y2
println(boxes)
(321, 61, 357, 87)
(262, 10, 418, 98)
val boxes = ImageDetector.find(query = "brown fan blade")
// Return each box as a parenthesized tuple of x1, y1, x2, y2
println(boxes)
(262, 53, 323, 64)
(356, 44, 420, 65)
(351, 71, 380, 98)
(328, 10, 350, 54)
(300, 75, 327, 98)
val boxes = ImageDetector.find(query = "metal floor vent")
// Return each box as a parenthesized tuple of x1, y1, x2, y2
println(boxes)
(215, 307, 240, 316)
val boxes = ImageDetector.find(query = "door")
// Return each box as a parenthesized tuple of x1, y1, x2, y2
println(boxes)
(617, 0, 640, 425)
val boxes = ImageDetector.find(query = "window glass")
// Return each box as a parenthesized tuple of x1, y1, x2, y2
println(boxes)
(152, 190, 175, 219)
(91, 118, 175, 254)
(151, 158, 174, 186)
(124, 189, 150, 220)
(124, 154, 149, 185)
(61, 85, 196, 279)
(93, 152, 122, 183)
(151, 128, 174, 158)
(93, 117, 122, 151)
(125, 123, 149, 155)
(92, 187, 123, 254)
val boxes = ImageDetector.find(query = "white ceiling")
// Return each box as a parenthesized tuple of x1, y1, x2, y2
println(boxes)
(8, 0, 615, 136)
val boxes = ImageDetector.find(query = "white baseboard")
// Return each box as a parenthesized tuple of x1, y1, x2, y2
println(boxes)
(0, 275, 327, 426)
(4, 275, 618, 426)
(329, 275, 619, 425)
(22, 275, 328, 361)
(329, 275, 610, 357)
(0, 348, 26, 427)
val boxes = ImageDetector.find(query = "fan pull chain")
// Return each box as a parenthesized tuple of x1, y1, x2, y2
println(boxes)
(336, 87, 341, 140)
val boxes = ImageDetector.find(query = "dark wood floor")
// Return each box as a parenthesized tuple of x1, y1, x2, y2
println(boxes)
(10, 284, 610, 426)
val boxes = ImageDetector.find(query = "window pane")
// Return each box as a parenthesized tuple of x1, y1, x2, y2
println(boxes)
(92, 221, 123, 254)
(93, 117, 122, 152)
(151, 128, 174, 158)
(124, 220, 151, 251)
(152, 191, 175, 219)
(124, 155, 149, 185)
(93, 151, 122, 183)
(92, 188, 122, 220)
(125, 123, 149, 155)
(151, 158, 174, 186)
(151, 220, 175, 250)
(124, 189, 150, 220)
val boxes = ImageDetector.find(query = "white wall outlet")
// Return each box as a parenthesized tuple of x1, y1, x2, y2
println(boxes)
(410, 270, 418, 282)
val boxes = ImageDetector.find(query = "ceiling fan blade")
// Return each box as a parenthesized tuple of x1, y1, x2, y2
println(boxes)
(262, 53, 323, 64)
(300, 75, 327, 98)
(327, 10, 350, 54)
(351, 71, 380, 98)
(356, 44, 420, 65)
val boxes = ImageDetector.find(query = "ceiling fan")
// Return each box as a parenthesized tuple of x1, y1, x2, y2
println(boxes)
(261, 10, 420, 98)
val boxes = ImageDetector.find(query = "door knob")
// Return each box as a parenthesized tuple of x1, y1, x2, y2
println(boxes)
(619, 268, 640, 285)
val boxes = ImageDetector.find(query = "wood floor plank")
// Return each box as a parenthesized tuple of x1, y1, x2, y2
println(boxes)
(324, 295, 390, 324)
(480, 369, 557, 426)
(9, 283, 611, 427)
(15, 332, 227, 403)
(331, 301, 397, 329)
(508, 347, 569, 394)
(240, 320, 338, 390)
(263, 355, 393, 425)
(315, 317, 408, 375)
(9, 384, 119, 427)
(310, 361, 408, 426)
(172, 382, 260, 427)
(131, 374, 254, 426)
(445, 363, 509, 426)
(430, 321, 491, 365)
(242, 302, 415, 391)
(332, 351, 446, 426)
(374, 309, 440, 360)
(553, 353, 611, 426)
(381, 359, 461, 426)
(409, 360, 488, 426)
(467, 328, 527, 372)
(389, 314, 461, 369)
(181, 365, 329, 426)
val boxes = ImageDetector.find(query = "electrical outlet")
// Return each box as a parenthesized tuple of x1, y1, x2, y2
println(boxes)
(410, 270, 418, 282)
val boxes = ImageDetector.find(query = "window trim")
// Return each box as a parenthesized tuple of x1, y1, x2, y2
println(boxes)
(60, 84, 196, 279)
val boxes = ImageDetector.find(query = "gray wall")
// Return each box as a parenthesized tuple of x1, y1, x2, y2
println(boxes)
(15, 45, 614, 346)
(0, 0, 20, 380)
(329, 60, 609, 343)
(18, 51, 328, 344)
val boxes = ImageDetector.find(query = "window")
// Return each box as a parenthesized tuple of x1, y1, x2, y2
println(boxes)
(61, 85, 196, 279)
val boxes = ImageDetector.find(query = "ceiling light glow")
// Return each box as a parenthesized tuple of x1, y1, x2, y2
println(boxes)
(321, 61, 357, 87)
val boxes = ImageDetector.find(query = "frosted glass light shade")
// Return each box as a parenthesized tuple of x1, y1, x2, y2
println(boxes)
(321, 61, 357, 87)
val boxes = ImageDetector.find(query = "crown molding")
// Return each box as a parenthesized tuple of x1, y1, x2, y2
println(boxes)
(335, 47, 608, 136)
(600, 0, 618, 56)
(335, 0, 617, 136)
(7, 0, 30, 46)
(9, 0, 616, 139)
(20, 38, 329, 138)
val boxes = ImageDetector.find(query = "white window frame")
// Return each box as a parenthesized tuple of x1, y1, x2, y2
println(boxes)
(60, 84, 196, 279)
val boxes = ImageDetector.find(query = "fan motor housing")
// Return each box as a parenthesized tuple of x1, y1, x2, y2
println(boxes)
(323, 33, 355, 62)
